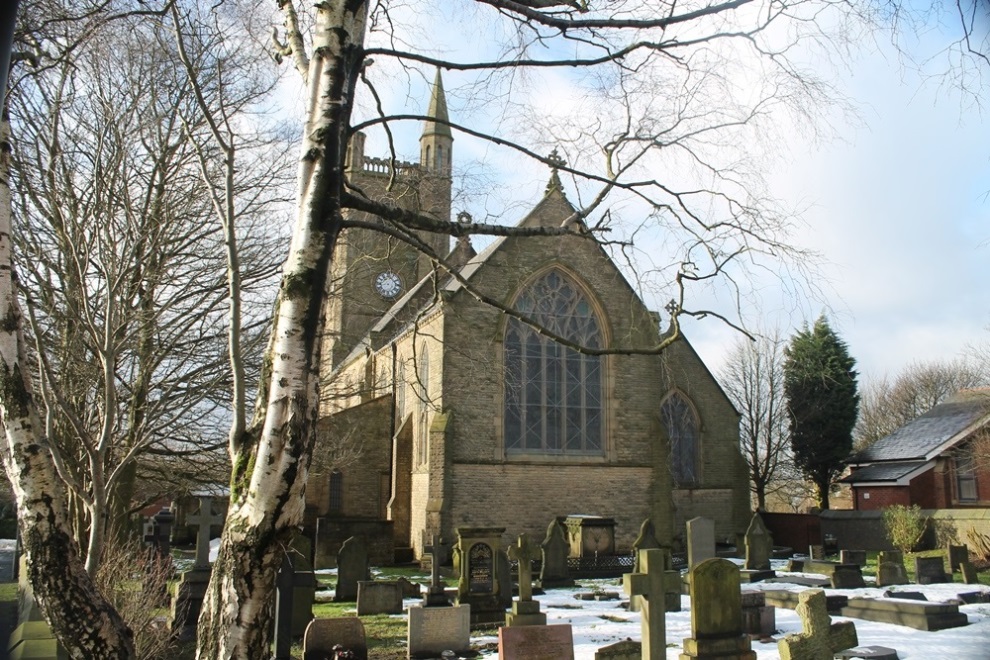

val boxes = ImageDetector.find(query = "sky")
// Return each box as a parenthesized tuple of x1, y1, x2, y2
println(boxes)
(338, 2, 990, 388)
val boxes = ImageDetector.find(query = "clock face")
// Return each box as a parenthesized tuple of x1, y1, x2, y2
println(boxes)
(374, 271, 402, 299)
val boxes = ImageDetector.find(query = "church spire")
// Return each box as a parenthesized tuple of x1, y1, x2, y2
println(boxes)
(420, 68, 453, 173)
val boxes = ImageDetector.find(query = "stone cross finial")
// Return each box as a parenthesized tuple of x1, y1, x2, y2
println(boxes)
(665, 299, 679, 317)
(186, 496, 224, 570)
(507, 533, 541, 602)
(622, 548, 666, 660)
(777, 589, 858, 660)
(547, 148, 566, 170)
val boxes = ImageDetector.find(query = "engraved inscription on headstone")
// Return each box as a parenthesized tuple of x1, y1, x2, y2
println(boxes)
(469, 543, 494, 594)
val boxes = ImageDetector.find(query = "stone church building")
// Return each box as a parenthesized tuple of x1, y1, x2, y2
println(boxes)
(306, 72, 751, 562)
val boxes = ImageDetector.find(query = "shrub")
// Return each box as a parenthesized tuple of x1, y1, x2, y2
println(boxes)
(882, 504, 928, 554)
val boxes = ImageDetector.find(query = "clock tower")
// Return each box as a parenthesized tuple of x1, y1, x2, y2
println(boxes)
(323, 70, 453, 370)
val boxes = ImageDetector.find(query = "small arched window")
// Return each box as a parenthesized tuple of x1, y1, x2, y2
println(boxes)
(425, 146, 432, 169)
(503, 269, 604, 455)
(329, 470, 343, 513)
(417, 344, 430, 465)
(661, 392, 699, 486)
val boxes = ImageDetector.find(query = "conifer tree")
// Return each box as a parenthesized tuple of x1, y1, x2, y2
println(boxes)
(784, 315, 859, 509)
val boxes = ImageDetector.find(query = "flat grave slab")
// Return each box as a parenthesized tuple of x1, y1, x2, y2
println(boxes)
(834, 646, 899, 660)
(840, 596, 968, 631)
(763, 589, 848, 613)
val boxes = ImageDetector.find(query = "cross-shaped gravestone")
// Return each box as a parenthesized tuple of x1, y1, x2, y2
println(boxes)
(507, 533, 541, 602)
(622, 548, 665, 660)
(423, 533, 450, 606)
(777, 589, 858, 660)
(186, 496, 223, 570)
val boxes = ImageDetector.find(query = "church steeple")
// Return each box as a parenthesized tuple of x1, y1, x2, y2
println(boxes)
(420, 69, 453, 173)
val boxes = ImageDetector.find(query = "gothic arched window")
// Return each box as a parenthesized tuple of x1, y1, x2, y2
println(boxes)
(329, 470, 343, 513)
(417, 344, 430, 465)
(661, 392, 699, 486)
(504, 269, 604, 455)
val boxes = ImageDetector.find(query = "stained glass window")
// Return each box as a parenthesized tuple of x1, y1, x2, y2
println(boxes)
(661, 392, 698, 486)
(504, 269, 604, 455)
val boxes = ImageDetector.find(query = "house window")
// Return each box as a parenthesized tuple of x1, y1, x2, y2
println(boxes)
(329, 470, 343, 513)
(503, 269, 604, 455)
(955, 449, 978, 502)
(661, 392, 699, 486)
(417, 344, 430, 465)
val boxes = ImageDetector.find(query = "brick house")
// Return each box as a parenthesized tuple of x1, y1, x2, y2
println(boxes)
(842, 390, 990, 511)
(307, 72, 750, 561)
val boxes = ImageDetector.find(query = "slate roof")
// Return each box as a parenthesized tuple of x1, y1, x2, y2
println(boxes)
(847, 390, 990, 465)
(840, 460, 930, 484)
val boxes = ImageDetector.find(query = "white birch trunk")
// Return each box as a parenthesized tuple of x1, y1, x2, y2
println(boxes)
(0, 118, 135, 657)
(195, 2, 369, 657)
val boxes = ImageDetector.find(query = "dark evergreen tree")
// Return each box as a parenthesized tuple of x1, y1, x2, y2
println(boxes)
(784, 315, 859, 509)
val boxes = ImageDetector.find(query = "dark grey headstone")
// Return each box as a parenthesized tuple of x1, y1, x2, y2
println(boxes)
(540, 519, 573, 587)
(744, 512, 773, 571)
(831, 565, 866, 589)
(960, 562, 978, 584)
(914, 556, 949, 585)
(947, 545, 969, 573)
(839, 550, 867, 567)
(335, 536, 370, 602)
(876, 561, 909, 587)
(834, 646, 900, 660)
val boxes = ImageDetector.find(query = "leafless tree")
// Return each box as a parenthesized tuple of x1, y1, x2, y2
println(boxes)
(721, 329, 792, 511)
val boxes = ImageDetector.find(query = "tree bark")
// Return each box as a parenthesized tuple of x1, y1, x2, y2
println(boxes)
(195, 2, 368, 656)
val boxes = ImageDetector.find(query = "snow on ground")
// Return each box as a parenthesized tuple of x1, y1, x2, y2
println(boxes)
(192, 550, 990, 658)
(0, 539, 15, 551)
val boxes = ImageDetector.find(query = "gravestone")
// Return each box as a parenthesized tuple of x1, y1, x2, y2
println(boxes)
(169, 494, 223, 639)
(743, 513, 772, 571)
(273, 553, 295, 660)
(407, 604, 471, 658)
(878, 550, 903, 565)
(830, 565, 866, 589)
(302, 617, 367, 660)
(808, 545, 825, 560)
(834, 647, 900, 660)
(947, 544, 969, 573)
(876, 561, 909, 587)
(564, 515, 616, 557)
(914, 556, 949, 585)
(740, 591, 775, 638)
(679, 558, 755, 660)
(960, 561, 978, 584)
(422, 534, 451, 606)
(839, 550, 867, 567)
(356, 581, 403, 615)
(506, 533, 546, 626)
(335, 536, 370, 602)
(595, 639, 641, 660)
(539, 518, 574, 588)
(777, 589, 858, 660)
(686, 517, 716, 568)
(289, 532, 318, 635)
(498, 623, 574, 660)
(630, 519, 661, 613)
(622, 548, 666, 660)
(455, 526, 509, 626)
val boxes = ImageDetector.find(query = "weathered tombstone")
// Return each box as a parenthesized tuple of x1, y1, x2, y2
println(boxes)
(830, 565, 866, 589)
(395, 576, 422, 598)
(839, 550, 867, 567)
(407, 603, 471, 658)
(302, 617, 367, 660)
(679, 558, 755, 660)
(498, 623, 574, 660)
(740, 591, 775, 639)
(960, 561, 979, 584)
(686, 517, 716, 568)
(422, 534, 451, 606)
(743, 513, 772, 571)
(777, 589, 858, 660)
(539, 518, 574, 588)
(289, 532, 318, 635)
(876, 551, 909, 587)
(169, 494, 224, 639)
(595, 638, 641, 660)
(808, 544, 825, 560)
(273, 553, 295, 660)
(834, 647, 900, 660)
(914, 556, 949, 585)
(455, 526, 509, 626)
(947, 544, 969, 573)
(506, 533, 546, 626)
(622, 548, 666, 660)
(355, 581, 403, 615)
(878, 550, 904, 566)
(152, 506, 175, 558)
(335, 536, 370, 602)
(564, 515, 616, 557)
(629, 519, 661, 613)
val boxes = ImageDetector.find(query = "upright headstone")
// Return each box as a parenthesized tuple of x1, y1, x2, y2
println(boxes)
(335, 536, 370, 602)
(686, 517, 716, 568)
(407, 603, 471, 658)
(839, 550, 866, 567)
(455, 526, 509, 626)
(498, 624, 575, 660)
(777, 589, 858, 660)
(289, 532, 317, 635)
(506, 533, 546, 626)
(422, 534, 451, 606)
(947, 545, 969, 573)
(273, 553, 295, 660)
(169, 494, 224, 639)
(302, 618, 367, 660)
(960, 561, 979, 584)
(914, 556, 949, 585)
(743, 513, 772, 571)
(356, 581, 403, 615)
(678, 558, 756, 660)
(622, 548, 665, 660)
(740, 591, 775, 639)
(539, 519, 574, 588)
(830, 565, 866, 589)
(876, 551, 909, 587)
